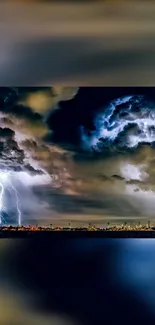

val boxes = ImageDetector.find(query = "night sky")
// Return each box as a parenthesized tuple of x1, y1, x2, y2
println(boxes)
(1, 87, 155, 225)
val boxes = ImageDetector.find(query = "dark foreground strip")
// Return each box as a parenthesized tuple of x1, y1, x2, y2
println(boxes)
(0, 231, 155, 238)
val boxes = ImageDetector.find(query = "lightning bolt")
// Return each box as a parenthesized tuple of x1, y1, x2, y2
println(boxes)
(0, 171, 22, 226)
(0, 181, 5, 225)
(10, 183, 21, 226)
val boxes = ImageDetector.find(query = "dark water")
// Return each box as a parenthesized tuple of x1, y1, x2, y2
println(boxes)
(0, 238, 155, 324)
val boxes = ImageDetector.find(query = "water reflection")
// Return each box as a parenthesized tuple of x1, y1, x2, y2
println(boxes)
(0, 238, 155, 324)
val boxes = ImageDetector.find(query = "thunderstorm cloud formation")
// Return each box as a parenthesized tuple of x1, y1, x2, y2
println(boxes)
(1, 87, 155, 226)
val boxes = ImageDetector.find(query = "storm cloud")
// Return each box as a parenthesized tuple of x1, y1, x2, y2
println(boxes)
(1, 87, 155, 225)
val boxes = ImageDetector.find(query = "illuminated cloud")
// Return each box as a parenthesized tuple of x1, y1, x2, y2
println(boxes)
(18, 87, 79, 115)
(81, 95, 155, 152)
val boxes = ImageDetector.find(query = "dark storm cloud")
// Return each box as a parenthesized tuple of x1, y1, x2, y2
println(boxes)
(0, 87, 79, 190)
(49, 193, 143, 217)
(0, 127, 14, 139)
(112, 175, 125, 181)
(0, 126, 44, 175)
(24, 164, 44, 176)
(20, 138, 72, 181)
(3, 103, 42, 120)
(0, 127, 24, 170)
(33, 179, 142, 218)
(0, 88, 50, 139)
